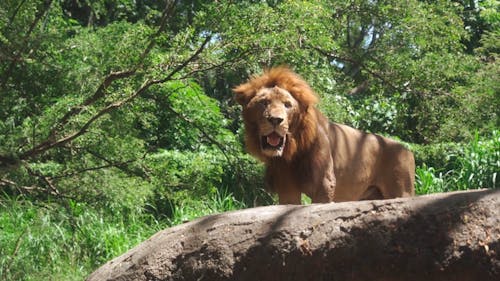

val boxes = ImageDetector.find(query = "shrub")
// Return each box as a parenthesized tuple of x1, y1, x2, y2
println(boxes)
(452, 131, 499, 190)
(144, 149, 272, 221)
(414, 131, 499, 193)
(411, 142, 464, 171)
(415, 164, 453, 195)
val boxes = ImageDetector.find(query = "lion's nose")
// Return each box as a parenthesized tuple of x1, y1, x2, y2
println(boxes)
(268, 117, 284, 126)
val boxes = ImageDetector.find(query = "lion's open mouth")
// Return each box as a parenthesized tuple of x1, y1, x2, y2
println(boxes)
(262, 132, 285, 151)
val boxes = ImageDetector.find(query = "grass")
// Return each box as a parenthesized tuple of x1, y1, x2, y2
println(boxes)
(165, 188, 246, 225)
(415, 164, 453, 194)
(0, 189, 247, 281)
(0, 198, 88, 281)
(453, 131, 499, 190)
(415, 131, 499, 195)
(0, 198, 153, 281)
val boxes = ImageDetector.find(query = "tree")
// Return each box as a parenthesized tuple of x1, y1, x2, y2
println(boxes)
(0, 1, 234, 204)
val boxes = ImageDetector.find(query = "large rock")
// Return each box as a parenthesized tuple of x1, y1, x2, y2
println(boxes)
(88, 189, 500, 281)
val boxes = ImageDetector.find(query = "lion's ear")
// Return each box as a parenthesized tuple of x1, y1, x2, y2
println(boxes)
(233, 83, 255, 106)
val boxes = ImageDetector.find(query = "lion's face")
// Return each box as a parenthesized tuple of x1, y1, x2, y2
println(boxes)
(245, 86, 299, 158)
(234, 67, 319, 162)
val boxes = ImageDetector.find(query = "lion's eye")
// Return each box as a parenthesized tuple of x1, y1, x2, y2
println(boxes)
(259, 99, 270, 106)
(284, 101, 292, 109)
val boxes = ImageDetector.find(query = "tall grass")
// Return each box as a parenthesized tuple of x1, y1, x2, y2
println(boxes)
(0, 197, 161, 281)
(1, 198, 86, 281)
(415, 131, 499, 194)
(0, 188, 248, 281)
(453, 131, 499, 190)
(415, 164, 453, 194)
(164, 188, 246, 226)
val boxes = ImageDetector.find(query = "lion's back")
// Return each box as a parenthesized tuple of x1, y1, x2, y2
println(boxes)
(328, 122, 414, 200)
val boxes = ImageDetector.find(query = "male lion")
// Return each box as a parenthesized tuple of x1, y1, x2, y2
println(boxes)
(234, 67, 415, 204)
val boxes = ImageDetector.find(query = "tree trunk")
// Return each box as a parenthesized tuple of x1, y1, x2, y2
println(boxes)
(87, 189, 500, 281)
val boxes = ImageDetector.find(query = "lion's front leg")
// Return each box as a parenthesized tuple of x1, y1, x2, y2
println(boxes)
(277, 189, 301, 205)
(310, 177, 336, 203)
(310, 157, 336, 203)
(265, 165, 302, 204)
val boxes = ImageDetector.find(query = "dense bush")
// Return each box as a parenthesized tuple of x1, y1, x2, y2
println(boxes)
(412, 142, 464, 171)
(145, 149, 271, 218)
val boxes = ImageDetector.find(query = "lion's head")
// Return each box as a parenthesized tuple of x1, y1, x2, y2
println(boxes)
(233, 67, 319, 162)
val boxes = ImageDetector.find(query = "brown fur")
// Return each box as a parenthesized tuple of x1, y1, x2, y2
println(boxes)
(234, 67, 415, 204)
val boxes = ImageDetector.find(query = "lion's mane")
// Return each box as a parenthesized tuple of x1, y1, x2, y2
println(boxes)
(233, 67, 320, 162)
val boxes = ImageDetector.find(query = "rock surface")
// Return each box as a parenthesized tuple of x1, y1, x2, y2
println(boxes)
(87, 189, 500, 281)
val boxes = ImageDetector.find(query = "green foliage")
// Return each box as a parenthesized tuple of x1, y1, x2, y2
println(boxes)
(415, 131, 499, 194)
(318, 94, 357, 125)
(412, 142, 464, 171)
(350, 94, 406, 134)
(147, 150, 227, 203)
(141, 81, 236, 150)
(0, 196, 160, 281)
(453, 131, 499, 190)
(144, 149, 270, 221)
(415, 164, 452, 195)
(0, 1, 498, 280)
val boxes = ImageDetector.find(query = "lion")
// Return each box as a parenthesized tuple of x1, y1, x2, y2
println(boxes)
(233, 67, 415, 204)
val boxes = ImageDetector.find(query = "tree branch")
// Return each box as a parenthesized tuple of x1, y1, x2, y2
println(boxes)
(7, 0, 28, 28)
(0, 177, 63, 197)
(309, 45, 408, 94)
(81, 149, 150, 180)
(18, 34, 212, 161)
(176, 48, 252, 81)
(24, 163, 62, 196)
(164, 101, 233, 164)
(152, 35, 212, 85)
(40, 1, 177, 151)
(138, 0, 177, 64)
(21, 79, 153, 160)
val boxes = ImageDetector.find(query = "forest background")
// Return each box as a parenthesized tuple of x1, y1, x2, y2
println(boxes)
(0, 0, 498, 280)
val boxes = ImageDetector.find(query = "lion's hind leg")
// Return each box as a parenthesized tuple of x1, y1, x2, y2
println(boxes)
(379, 164, 415, 199)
